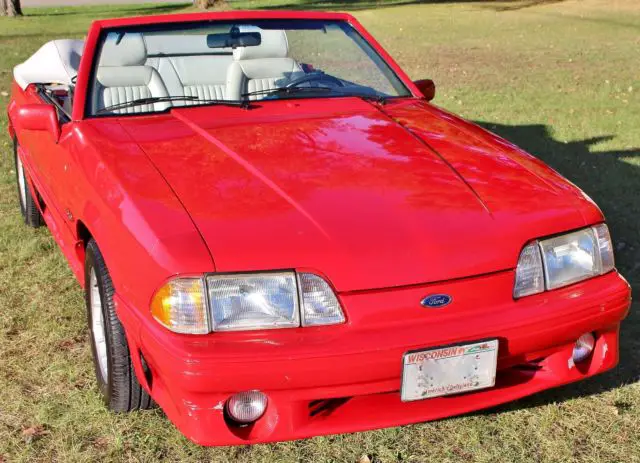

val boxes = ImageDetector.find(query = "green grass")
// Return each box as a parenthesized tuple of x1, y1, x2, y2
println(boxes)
(1, 0, 639, 461)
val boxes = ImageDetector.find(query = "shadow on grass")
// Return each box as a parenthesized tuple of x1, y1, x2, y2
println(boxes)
(256, 0, 567, 12)
(24, 3, 188, 17)
(470, 120, 640, 414)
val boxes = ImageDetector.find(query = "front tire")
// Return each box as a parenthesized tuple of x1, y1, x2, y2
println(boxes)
(13, 138, 43, 228)
(85, 239, 153, 412)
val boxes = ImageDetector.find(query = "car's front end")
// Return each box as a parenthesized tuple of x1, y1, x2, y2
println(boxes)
(103, 94, 632, 446)
(117, 258, 629, 445)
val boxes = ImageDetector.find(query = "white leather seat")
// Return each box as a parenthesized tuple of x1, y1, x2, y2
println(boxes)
(92, 33, 169, 114)
(225, 29, 303, 101)
(144, 35, 232, 104)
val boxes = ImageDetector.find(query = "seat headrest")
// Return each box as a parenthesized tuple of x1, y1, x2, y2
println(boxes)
(233, 29, 289, 61)
(99, 32, 147, 67)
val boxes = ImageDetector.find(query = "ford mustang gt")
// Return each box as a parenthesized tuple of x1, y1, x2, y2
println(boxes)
(6, 10, 631, 446)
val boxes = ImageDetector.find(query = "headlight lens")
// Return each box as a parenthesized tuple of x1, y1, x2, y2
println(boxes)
(540, 228, 601, 290)
(514, 224, 615, 298)
(207, 272, 300, 331)
(150, 277, 209, 334)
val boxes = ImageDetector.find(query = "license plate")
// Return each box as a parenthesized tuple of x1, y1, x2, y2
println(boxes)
(401, 339, 498, 402)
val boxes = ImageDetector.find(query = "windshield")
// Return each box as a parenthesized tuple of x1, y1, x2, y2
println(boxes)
(88, 19, 411, 116)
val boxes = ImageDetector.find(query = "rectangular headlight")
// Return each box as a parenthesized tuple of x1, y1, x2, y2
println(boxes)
(205, 272, 346, 332)
(540, 228, 601, 290)
(514, 224, 615, 298)
(207, 272, 300, 331)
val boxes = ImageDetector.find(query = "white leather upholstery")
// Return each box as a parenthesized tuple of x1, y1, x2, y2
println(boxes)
(92, 29, 301, 111)
(14, 39, 84, 90)
(100, 33, 147, 66)
(152, 57, 231, 101)
(93, 33, 169, 114)
(225, 29, 303, 101)
(144, 34, 232, 104)
(95, 67, 169, 114)
(146, 53, 232, 103)
(233, 28, 290, 60)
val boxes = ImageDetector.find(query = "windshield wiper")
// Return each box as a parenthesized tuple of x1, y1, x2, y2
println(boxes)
(241, 86, 388, 105)
(96, 95, 247, 114)
(241, 86, 333, 99)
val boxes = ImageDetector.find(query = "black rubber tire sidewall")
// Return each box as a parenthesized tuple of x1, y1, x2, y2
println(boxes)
(85, 239, 152, 412)
(13, 138, 43, 228)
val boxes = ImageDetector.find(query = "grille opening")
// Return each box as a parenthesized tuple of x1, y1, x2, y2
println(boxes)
(512, 358, 545, 371)
(308, 397, 351, 418)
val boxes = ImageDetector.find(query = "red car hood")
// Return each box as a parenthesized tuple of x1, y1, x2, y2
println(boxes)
(119, 98, 601, 292)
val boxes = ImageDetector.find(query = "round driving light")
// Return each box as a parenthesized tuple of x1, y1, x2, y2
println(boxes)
(226, 391, 268, 424)
(572, 333, 595, 363)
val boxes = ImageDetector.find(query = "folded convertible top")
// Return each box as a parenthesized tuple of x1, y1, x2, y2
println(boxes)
(14, 39, 84, 90)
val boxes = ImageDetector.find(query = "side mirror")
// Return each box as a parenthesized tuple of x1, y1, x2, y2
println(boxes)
(13, 104, 60, 142)
(414, 79, 436, 101)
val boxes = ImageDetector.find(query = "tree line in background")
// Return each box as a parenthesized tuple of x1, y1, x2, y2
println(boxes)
(0, 0, 22, 16)
(0, 0, 226, 16)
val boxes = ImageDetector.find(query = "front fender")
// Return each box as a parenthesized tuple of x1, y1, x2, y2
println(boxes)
(69, 119, 215, 317)
(7, 99, 17, 140)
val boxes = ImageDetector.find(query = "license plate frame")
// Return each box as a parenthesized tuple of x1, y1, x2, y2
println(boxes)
(401, 339, 499, 402)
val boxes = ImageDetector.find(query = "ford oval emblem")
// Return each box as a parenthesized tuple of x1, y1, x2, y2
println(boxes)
(420, 294, 452, 308)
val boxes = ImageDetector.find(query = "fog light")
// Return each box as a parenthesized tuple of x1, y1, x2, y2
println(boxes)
(572, 333, 595, 363)
(226, 391, 268, 424)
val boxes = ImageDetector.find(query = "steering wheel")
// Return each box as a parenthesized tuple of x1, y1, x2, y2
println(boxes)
(286, 72, 345, 90)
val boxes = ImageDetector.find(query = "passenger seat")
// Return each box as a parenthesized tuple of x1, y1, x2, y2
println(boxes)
(225, 29, 304, 101)
(92, 33, 170, 114)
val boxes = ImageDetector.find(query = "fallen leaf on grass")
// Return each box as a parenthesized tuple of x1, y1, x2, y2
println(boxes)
(73, 377, 90, 390)
(358, 455, 371, 463)
(58, 334, 87, 351)
(58, 339, 76, 350)
(22, 424, 49, 443)
(452, 447, 474, 461)
(93, 437, 110, 450)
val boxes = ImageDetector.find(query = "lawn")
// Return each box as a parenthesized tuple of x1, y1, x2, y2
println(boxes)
(0, 0, 639, 461)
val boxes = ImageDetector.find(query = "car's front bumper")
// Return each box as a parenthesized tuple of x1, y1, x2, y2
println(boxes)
(116, 270, 631, 446)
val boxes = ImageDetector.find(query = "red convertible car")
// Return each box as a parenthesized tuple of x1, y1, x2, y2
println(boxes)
(7, 11, 631, 446)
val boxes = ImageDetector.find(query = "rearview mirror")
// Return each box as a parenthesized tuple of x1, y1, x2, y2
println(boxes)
(414, 79, 436, 101)
(13, 104, 60, 142)
(207, 31, 262, 49)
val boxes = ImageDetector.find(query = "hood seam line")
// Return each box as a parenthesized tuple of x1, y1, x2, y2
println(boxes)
(370, 102, 495, 219)
(116, 118, 218, 270)
(171, 109, 332, 240)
